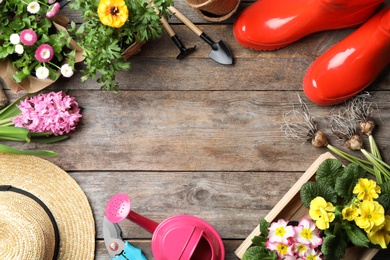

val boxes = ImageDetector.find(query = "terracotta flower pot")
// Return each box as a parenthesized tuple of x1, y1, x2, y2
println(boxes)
(185, 0, 241, 22)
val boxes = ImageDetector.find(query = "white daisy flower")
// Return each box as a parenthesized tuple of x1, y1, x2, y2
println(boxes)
(36, 66, 49, 79)
(27, 2, 40, 14)
(60, 64, 74, 78)
(14, 44, 24, 55)
(10, 34, 20, 45)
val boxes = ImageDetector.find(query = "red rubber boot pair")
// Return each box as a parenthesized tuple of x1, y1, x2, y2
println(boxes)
(233, 0, 390, 105)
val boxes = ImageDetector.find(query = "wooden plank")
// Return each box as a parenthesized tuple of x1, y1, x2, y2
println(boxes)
(3, 90, 390, 172)
(94, 240, 390, 259)
(70, 170, 303, 239)
(94, 239, 246, 260)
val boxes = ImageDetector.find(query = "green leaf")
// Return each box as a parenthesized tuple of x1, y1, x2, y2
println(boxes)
(242, 246, 277, 260)
(316, 158, 344, 187)
(251, 235, 267, 246)
(0, 144, 57, 157)
(335, 163, 367, 199)
(0, 95, 25, 122)
(379, 182, 390, 194)
(321, 233, 349, 260)
(346, 224, 370, 248)
(259, 218, 270, 237)
(377, 193, 390, 211)
(300, 181, 337, 208)
(0, 126, 30, 142)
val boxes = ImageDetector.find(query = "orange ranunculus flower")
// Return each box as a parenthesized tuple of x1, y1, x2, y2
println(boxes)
(98, 0, 129, 28)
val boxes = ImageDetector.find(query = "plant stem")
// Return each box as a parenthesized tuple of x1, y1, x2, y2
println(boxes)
(361, 149, 390, 183)
(327, 144, 374, 174)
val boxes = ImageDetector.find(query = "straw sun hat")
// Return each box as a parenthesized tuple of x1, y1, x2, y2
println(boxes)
(0, 153, 95, 259)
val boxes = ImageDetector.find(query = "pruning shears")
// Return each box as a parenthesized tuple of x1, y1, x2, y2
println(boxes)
(103, 216, 148, 260)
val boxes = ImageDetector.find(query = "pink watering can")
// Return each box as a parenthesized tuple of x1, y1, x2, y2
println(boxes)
(105, 194, 225, 260)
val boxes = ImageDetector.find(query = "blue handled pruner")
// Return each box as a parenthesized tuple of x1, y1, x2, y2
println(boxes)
(103, 216, 148, 260)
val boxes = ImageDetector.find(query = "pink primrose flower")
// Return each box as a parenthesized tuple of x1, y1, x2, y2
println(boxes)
(11, 91, 82, 136)
(48, 0, 57, 4)
(20, 29, 37, 46)
(268, 219, 295, 244)
(46, 2, 60, 18)
(294, 218, 322, 248)
(35, 44, 54, 62)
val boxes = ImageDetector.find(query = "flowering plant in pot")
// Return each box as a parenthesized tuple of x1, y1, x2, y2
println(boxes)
(0, 0, 83, 93)
(69, 0, 173, 91)
(242, 158, 390, 260)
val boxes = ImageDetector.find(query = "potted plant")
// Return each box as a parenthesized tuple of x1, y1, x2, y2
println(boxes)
(241, 158, 390, 260)
(0, 0, 83, 93)
(69, 0, 173, 91)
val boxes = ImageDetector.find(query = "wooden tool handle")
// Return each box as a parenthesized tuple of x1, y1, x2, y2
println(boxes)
(148, 0, 176, 37)
(168, 6, 203, 36)
(160, 16, 175, 37)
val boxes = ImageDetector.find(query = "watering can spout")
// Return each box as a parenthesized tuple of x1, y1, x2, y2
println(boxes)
(105, 193, 158, 233)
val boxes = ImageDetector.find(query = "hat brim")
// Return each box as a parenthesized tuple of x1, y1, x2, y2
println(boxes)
(0, 153, 95, 259)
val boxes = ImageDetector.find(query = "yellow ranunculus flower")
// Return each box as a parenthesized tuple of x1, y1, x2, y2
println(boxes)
(309, 197, 335, 230)
(353, 178, 381, 201)
(355, 200, 385, 232)
(98, 0, 129, 28)
(368, 215, 390, 249)
(342, 204, 359, 221)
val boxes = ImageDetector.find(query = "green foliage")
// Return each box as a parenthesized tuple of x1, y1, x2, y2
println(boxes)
(321, 232, 349, 260)
(300, 181, 337, 208)
(315, 158, 344, 187)
(345, 224, 370, 248)
(242, 218, 277, 260)
(335, 163, 367, 199)
(69, 0, 173, 91)
(242, 246, 277, 260)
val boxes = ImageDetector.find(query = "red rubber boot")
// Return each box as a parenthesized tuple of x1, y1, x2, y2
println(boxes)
(233, 0, 384, 50)
(303, 6, 390, 106)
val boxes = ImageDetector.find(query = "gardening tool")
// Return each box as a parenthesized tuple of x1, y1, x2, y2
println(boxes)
(103, 216, 148, 260)
(105, 193, 225, 260)
(160, 16, 197, 60)
(167, 6, 233, 65)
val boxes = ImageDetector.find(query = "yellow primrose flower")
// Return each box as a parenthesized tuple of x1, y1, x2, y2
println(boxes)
(353, 178, 381, 201)
(368, 215, 390, 249)
(309, 197, 335, 230)
(98, 0, 129, 28)
(355, 200, 385, 232)
(342, 204, 359, 221)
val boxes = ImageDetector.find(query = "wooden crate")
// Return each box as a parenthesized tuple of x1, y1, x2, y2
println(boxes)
(235, 152, 379, 259)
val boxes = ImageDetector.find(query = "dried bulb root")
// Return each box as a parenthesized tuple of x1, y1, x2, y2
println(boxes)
(360, 118, 375, 136)
(311, 131, 329, 148)
(345, 134, 364, 151)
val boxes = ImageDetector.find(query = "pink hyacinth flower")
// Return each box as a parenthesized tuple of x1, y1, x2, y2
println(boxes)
(11, 91, 82, 136)
(20, 29, 38, 46)
(35, 44, 54, 63)
(46, 2, 60, 18)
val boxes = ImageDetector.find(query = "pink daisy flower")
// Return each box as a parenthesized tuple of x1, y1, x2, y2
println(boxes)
(35, 44, 54, 62)
(46, 2, 60, 18)
(20, 29, 38, 46)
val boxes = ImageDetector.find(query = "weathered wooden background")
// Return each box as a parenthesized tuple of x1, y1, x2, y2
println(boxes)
(2, 0, 390, 259)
